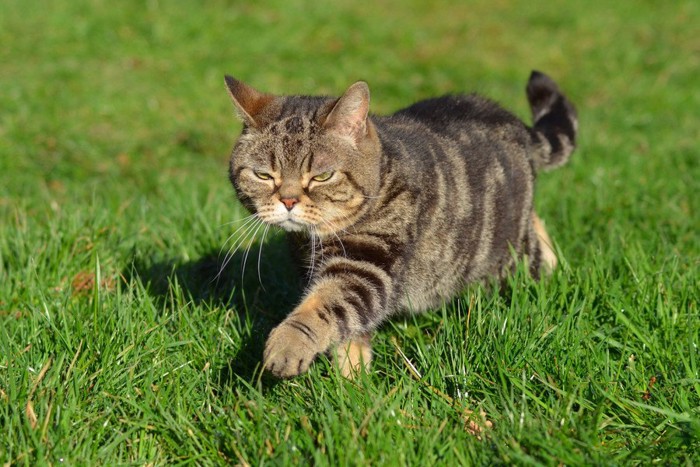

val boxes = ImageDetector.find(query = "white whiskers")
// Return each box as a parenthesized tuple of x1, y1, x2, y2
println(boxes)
(215, 214, 265, 284)
(240, 217, 266, 278)
(257, 224, 271, 288)
(319, 216, 347, 259)
(215, 204, 357, 289)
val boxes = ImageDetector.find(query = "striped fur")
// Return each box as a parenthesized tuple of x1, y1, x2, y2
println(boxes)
(224, 71, 577, 378)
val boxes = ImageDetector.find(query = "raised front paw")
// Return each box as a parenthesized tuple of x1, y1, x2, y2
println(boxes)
(263, 319, 321, 378)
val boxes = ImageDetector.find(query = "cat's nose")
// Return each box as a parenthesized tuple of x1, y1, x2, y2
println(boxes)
(280, 198, 299, 211)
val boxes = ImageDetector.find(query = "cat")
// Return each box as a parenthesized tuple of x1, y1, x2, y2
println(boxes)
(224, 71, 577, 378)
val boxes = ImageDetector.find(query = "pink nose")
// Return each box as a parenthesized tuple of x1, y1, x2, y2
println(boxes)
(280, 198, 299, 211)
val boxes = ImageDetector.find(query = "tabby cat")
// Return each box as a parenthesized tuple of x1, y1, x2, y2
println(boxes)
(224, 71, 577, 378)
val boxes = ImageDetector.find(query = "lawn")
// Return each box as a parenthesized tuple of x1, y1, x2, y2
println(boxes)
(1, 0, 698, 464)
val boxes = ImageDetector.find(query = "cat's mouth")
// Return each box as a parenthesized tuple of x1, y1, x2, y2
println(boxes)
(262, 207, 346, 236)
(278, 218, 308, 232)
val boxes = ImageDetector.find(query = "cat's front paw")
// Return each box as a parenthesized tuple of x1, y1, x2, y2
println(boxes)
(263, 320, 321, 378)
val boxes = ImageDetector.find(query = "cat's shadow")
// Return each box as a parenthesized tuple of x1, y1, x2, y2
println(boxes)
(126, 232, 302, 390)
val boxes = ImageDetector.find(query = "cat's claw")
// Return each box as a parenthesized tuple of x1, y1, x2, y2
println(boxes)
(263, 322, 320, 378)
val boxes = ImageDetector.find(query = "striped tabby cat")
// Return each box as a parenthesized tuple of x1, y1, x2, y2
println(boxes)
(225, 71, 577, 378)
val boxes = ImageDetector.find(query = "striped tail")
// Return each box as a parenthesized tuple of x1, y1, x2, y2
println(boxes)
(526, 70, 578, 171)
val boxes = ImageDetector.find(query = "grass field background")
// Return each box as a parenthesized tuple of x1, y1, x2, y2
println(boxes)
(1, 0, 698, 464)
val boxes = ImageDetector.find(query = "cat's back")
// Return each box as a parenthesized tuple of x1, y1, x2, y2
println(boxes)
(371, 93, 532, 179)
(390, 93, 526, 136)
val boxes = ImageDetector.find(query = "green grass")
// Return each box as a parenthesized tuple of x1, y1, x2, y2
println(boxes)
(1, 0, 698, 464)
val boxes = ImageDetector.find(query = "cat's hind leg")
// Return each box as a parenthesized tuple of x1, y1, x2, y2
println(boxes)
(532, 213, 557, 273)
(335, 334, 372, 378)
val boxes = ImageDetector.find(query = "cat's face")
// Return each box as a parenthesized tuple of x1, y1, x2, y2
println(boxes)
(226, 78, 381, 237)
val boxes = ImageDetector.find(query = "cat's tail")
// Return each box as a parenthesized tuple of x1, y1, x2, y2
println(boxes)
(526, 71, 578, 171)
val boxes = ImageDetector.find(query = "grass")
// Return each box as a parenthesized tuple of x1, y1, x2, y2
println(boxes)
(1, 0, 698, 464)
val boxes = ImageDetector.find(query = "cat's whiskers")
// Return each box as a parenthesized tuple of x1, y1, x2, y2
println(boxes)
(327, 211, 355, 235)
(219, 213, 259, 228)
(240, 217, 267, 279)
(215, 214, 263, 282)
(219, 219, 262, 277)
(256, 224, 271, 289)
(315, 225, 326, 264)
(320, 209, 357, 237)
(219, 214, 260, 254)
(319, 216, 347, 258)
(308, 229, 316, 279)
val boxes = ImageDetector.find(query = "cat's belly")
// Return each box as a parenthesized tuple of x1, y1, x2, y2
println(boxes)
(395, 211, 527, 313)
(396, 254, 474, 312)
(397, 255, 502, 313)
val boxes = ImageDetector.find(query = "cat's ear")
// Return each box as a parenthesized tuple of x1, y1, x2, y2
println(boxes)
(323, 81, 370, 142)
(224, 75, 274, 129)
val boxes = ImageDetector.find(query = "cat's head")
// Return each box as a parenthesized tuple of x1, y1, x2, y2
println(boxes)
(225, 76, 382, 237)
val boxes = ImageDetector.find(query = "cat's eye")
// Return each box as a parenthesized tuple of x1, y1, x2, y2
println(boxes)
(312, 171, 334, 182)
(254, 171, 273, 180)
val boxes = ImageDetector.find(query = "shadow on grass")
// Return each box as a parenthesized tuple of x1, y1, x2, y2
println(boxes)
(125, 232, 303, 390)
